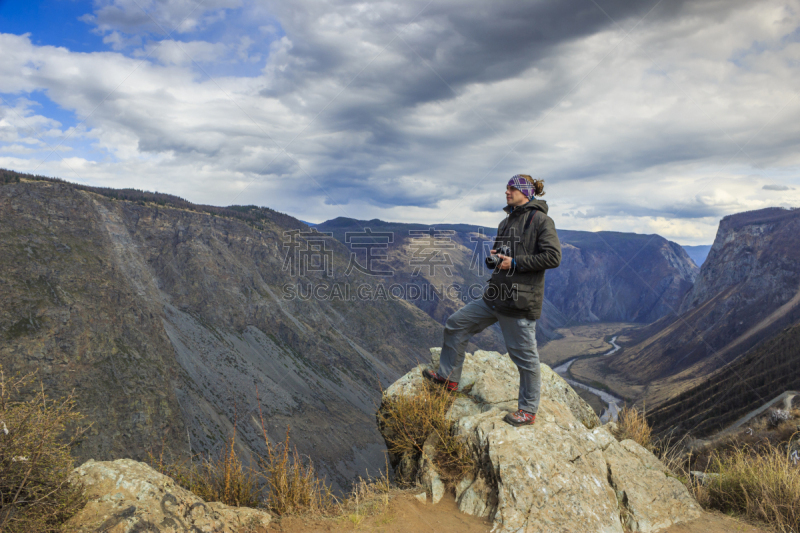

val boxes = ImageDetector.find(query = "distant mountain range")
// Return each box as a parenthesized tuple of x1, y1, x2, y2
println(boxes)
(647, 208, 800, 436)
(571, 207, 800, 431)
(550, 230, 697, 324)
(0, 169, 699, 487)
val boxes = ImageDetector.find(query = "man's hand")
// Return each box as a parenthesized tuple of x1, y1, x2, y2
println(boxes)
(490, 250, 513, 270)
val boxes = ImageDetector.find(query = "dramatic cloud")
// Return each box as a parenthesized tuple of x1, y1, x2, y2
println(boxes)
(1, 0, 800, 244)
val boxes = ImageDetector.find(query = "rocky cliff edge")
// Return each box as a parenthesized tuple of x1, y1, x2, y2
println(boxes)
(378, 349, 700, 533)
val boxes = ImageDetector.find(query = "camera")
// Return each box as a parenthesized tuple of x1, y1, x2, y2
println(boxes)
(485, 245, 512, 269)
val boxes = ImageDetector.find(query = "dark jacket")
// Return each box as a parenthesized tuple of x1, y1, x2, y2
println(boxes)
(482, 198, 561, 320)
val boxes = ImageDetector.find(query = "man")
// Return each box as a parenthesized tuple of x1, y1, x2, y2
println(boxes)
(423, 174, 561, 426)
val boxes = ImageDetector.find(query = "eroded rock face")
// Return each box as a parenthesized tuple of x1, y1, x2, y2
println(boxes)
(378, 349, 700, 533)
(67, 459, 271, 533)
(0, 178, 443, 492)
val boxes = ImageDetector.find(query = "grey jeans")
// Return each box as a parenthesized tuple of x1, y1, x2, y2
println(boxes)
(437, 297, 541, 414)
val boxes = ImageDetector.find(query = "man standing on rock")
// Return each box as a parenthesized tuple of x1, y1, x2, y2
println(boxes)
(423, 174, 561, 426)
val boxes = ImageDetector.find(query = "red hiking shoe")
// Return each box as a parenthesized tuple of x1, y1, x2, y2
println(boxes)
(504, 409, 536, 427)
(422, 369, 458, 392)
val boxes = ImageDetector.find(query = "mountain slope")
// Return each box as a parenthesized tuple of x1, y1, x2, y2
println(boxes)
(549, 230, 698, 324)
(649, 319, 800, 437)
(571, 207, 800, 405)
(0, 170, 444, 492)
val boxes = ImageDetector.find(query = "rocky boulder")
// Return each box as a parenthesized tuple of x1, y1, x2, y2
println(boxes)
(378, 348, 701, 533)
(66, 459, 272, 532)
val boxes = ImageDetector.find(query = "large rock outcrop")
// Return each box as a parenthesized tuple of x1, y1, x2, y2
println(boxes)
(378, 348, 701, 533)
(67, 459, 271, 532)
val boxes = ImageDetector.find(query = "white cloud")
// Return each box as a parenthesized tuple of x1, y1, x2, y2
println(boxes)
(0, 97, 66, 145)
(1, 144, 36, 154)
(1, 0, 800, 246)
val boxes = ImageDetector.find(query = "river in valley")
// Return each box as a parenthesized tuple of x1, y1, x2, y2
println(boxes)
(553, 336, 623, 422)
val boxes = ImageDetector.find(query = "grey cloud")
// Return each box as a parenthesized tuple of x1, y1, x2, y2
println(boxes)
(268, 0, 686, 101)
(763, 184, 794, 191)
(74, 1, 764, 210)
(245, 0, 768, 209)
(3, 0, 798, 241)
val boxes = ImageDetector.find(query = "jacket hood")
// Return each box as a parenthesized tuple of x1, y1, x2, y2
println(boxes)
(503, 198, 548, 216)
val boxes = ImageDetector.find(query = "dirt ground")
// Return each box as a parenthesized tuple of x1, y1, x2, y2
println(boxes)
(663, 511, 769, 533)
(266, 491, 491, 533)
(265, 491, 768, 533)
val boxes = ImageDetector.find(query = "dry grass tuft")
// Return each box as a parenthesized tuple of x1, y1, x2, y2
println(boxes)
(194, 433, 262, 508)
(258, 427, 336, 516)
(652, 433, 692, 485)
(614, 405, 653, 450)
(148, 393, 397, 523)
(692, 415, 800, 474)
(377, 379, 476, 484)
(0, 367, 88, 532)
(151, 396, 339, 516)
(700, 442, 800, 533)
(150, 415, 391, 524)
(654, 409, 800, 533)
(149, 412, 335, 516)
(149, 431, 262, 508)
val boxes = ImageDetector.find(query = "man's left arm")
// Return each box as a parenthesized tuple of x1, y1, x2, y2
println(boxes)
(511, 216, 561, 272)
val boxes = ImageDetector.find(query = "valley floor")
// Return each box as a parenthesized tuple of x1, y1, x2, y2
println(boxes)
(539, 322, 639, 414)
(539, 322, 637, 367)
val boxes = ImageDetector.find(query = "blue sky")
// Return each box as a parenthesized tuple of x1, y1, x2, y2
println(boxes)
(0, 0, 105, 52)
(0, 0, 93, 158)
(1, 0, 800, 244)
